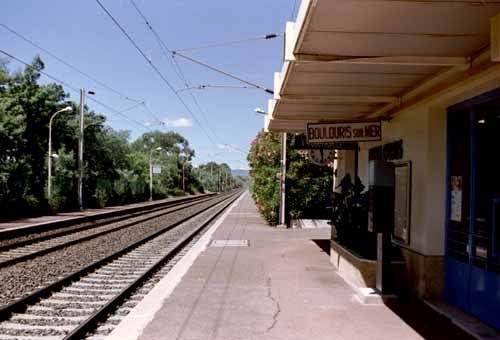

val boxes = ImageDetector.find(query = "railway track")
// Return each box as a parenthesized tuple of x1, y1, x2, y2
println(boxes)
(0, 194, 216, 269)
(0, 190, 242, 340)
(0, 194, 214, 252)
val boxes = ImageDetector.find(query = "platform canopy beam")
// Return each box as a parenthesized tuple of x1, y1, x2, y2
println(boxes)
(293, 55, 470, 66)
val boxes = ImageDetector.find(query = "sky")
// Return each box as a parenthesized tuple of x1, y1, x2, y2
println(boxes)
(1, 0, 298, 169)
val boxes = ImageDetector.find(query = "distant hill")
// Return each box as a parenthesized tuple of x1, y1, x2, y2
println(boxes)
(231, 169, 249, 177)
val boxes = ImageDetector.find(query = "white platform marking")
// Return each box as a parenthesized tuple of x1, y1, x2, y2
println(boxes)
(106, 192, 247, 340)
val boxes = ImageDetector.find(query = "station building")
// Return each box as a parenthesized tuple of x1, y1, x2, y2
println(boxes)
(263, 0, 500, 330)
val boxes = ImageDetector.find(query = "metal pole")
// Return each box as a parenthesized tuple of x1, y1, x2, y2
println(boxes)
(47, 117, 54, 199)
(279, 132, 287, 226)
(182, 162, 185, 192)
(149, 149, 153, 201)
(78, 89, 85, 211)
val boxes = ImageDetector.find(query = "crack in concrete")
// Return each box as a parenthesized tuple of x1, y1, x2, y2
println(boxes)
(265, 276, 281, 333)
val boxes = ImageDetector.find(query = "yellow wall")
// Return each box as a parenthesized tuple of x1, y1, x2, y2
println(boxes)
(351, 63, 500, 257)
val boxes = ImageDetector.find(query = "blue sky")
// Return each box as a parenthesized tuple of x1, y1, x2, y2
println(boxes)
(1, 0, 297, 169)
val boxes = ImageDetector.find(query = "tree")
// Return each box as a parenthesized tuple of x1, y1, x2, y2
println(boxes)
(0, 55, 69, 218)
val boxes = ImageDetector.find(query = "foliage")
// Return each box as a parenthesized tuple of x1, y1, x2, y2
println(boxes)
(0, 56, 230, 220)
(247, 130, 333, 226)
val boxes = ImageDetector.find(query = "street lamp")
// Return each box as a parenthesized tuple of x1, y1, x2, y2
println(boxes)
(254, 107, 267, 115)
(149, 146, 162, 201)
(78, 89, 95, 211)
(47, 106, 73, 199)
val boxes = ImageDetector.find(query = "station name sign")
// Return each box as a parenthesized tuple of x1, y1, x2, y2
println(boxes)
(307, 121, 382, 144)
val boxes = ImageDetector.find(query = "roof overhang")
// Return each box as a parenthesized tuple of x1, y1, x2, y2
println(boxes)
(266, 0, 500, 132)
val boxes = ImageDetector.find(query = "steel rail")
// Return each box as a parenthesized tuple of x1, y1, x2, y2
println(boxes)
(0, 193, 214, 241)
(0, 194, 218, 269)
(0, 191, 241, 325)
(64, 190, 241, 339)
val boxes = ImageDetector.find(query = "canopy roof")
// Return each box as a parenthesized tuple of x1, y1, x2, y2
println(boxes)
(266, 0, 500, 132)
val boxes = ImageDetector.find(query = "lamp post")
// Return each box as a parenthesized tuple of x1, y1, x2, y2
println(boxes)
(78, 88, 95, 211)
(149, 146, 162, 201)
(47, 106, 73, 199)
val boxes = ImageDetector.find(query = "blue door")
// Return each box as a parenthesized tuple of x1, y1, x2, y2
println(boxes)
(445, 89, 500, 330)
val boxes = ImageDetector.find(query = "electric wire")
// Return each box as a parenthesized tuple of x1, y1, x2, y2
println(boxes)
(175, 84, 255, 92)
(0, 49, 150, 131)
(128, 0, 218, 140)
(172, 51, 274, 94)
(95, 0, 216, 146)
(173, 33, 280, 52)
(1, 23, 140, 104)
(0, 23, 163, 124)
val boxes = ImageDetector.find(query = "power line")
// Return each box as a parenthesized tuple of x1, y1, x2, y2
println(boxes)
(128, 0, 218, 141)
(172, 51, 274, 95)
(0, 23, 163, 124)
(95, 0, 216, 146)
(1, 24, 140, 103)
(173, 33, 280, 53)
(0, 49, 150, 131)
(175, 84, 256, 92)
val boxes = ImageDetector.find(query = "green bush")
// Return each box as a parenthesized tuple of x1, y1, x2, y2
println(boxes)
(248, 130, 332, 226)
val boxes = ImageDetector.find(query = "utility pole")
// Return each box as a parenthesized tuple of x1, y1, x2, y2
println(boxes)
(218, 168, 221, 192)
(78, 89, 85, 211)
(182, 162, 186, 192)
(279, 132, 287, 227)
(210, 165, 213, 192)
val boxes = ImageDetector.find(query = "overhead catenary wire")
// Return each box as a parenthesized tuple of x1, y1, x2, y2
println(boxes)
(1, 24, 139, 104)
(175, 84, 256, 92)
(95, 0, 217, 146)
(0, 23, 163, 124)
(173, 33, 280, 53)
(0, 49, 150, 131)
(172, 51, 274, 95)
(128, 0, 218, 141)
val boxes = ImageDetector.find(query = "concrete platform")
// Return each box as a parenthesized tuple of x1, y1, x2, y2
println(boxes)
(108, 191, 476, 340)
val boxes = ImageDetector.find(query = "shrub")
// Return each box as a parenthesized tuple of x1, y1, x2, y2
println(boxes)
(248, 130, 332, 226)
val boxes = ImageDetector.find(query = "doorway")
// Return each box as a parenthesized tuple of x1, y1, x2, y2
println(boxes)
(445, 88, 500, 330)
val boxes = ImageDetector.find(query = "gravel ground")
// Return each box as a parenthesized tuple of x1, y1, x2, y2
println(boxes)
(0, 195, 209, 250)
(83, 196, 234, 339)
(0, 194, 232, 307)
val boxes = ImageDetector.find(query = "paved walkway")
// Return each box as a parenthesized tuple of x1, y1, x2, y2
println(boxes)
(107, 191, 476, 340)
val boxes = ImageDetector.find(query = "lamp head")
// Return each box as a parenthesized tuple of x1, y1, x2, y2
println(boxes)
(61, 106, 73, 113)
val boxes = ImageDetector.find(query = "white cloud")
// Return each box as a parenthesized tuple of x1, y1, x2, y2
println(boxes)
(160, 118, 192, 127)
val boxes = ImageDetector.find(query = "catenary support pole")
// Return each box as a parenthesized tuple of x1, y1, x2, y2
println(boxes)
(78, 89, 85, 211)
(149, 151, 153, 201)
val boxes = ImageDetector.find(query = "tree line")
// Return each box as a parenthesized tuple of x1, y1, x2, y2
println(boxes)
(0, 56, 239, 220)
